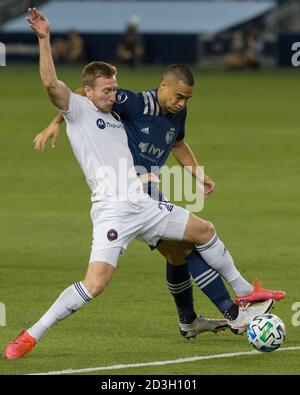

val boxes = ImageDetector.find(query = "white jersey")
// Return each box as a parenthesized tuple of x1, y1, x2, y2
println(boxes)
(63, 92, 144, 202)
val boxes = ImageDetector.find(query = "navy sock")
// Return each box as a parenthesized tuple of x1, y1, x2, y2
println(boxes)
(186, 250, 236, 315)
(166, 262, 197, 324)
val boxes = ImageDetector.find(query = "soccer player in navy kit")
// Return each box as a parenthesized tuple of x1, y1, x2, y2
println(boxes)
(34, 67, 285, 339)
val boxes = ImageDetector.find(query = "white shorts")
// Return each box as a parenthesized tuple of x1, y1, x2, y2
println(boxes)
(89, 195, 190, 267)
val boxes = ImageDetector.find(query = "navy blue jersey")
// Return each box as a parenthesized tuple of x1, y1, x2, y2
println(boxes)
(112, 88, 186, 175)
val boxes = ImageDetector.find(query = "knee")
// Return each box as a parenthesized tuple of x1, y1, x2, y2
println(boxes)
(166, 252, 186, 265)
(206, 221, 216, 237)
(83, 262, 114, 297)
(83, 276, 110, 297)
(167, 247, 194, 265)
(158, 242, 194, 265)
(199, 221, 216, 244)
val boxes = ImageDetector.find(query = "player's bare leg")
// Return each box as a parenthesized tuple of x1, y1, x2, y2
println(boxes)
(82, 261, 115, 296)
(157, 240, 193, 266)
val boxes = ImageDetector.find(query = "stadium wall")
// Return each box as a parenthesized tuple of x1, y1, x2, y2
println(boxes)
(0, 33, 198, 64)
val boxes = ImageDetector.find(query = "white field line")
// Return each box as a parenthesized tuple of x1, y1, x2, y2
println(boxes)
(28, 346, 300, 375)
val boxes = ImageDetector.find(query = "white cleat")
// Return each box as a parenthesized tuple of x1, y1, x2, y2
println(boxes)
(229, 299, 274, 335)
(180, 316, 229, 339)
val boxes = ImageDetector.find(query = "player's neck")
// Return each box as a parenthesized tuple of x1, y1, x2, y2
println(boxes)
(157, 89, 164, 112)
(157, 90, 168, 115)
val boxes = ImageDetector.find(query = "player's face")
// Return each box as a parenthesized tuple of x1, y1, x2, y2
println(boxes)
(85, 76, 118, 113)
(159, 80, 193, 114)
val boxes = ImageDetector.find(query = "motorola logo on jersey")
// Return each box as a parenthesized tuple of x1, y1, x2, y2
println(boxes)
(96, 118, 106, 129)
(165, 129, 175, 144)
(96, 118, 122, 130)
(107, 229, 118, 241)
(116, 91, 128, 104)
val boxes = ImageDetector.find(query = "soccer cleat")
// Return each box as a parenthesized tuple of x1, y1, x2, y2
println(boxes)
(235, 281, 286, 305)
(229, 299, 274, 335)
(180, 316, 229, 339)
(4, 330, 36, 360)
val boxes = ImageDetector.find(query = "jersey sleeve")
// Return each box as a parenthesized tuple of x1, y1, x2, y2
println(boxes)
(176, 108, 187, 141)
(112, 89, 141, 120)
(62, 91, 85, 123)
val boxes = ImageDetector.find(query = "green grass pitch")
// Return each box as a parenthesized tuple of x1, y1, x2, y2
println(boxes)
(0, 64, 299, 375)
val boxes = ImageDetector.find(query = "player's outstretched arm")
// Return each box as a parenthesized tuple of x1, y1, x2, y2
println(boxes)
(172, 139, 215, 197)
(33, 112, 63, 152)
(26, 8, 70, 111)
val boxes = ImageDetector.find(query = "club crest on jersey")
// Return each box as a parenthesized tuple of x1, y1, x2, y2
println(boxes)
(96, 118, 106, 129)
(116, 91, 128, 104)
(165, 129, 175, 144)
(107, 229, 118, 241)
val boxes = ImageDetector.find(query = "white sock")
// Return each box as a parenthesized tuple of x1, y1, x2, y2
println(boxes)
(28, 282, 93, 342)
(229, 277, 253, 297)
(196, 235, 253, 296)
(27, 321, 48, 342)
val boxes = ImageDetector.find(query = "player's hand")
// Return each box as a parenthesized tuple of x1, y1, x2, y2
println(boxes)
(33, 123, 61, 152)
(139, 173, 160, 185)
(204, 175, 215, 197)
(26, 8, 49, 39)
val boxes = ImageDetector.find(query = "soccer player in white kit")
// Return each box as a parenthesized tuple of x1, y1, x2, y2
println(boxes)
(4, 8, 274, 359)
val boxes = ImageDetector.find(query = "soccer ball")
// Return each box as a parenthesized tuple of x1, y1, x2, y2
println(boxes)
(247, 313, 286, 352)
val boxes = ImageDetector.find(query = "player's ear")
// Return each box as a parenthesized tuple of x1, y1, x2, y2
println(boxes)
(159, 79, 168, 90)
(160, 79, 166, 87)
(84, 85, 92, 99)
